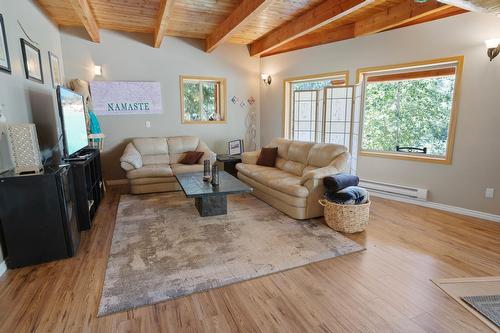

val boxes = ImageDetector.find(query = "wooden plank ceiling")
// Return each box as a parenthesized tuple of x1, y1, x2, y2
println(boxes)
(36, 0, 469, 56)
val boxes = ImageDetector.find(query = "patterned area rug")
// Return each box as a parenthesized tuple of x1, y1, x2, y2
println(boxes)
(432, 276, 500, 332)
(462, 295, 500, 327)
(98, 192, 364, 316)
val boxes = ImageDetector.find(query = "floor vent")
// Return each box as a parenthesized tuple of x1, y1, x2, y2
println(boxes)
(359, 179, 428, 201)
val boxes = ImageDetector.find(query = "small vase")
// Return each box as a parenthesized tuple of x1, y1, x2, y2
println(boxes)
(211, 164, 219, 187)
(203, 160, 211, 181)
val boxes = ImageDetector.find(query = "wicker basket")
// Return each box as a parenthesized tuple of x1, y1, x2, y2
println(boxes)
(318, 199, 370, 233)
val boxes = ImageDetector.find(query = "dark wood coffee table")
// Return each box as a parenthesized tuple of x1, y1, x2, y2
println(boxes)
(175, 171, 252, 217)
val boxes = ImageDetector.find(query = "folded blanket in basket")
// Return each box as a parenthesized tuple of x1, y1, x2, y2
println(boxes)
(323, 173, 359, 192)
(325, 186, 369, 205)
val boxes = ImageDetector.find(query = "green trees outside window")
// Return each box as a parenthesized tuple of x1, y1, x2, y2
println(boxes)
(362, 76, 455, 157)
(181, 77, 225, 123)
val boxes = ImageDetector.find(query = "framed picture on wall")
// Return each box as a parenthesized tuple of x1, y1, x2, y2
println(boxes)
(48, 51, 62, 88)
(0, 14, 11, 73)
(228, 139, 244, 156)
(21, 38, 43, 83)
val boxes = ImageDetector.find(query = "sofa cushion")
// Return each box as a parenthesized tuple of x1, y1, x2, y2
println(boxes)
(132, 138, 170, 165)
(257, 147, 278, 167)
(142, 154, 170, 165)
(127, 164, 174, 179)
(288, 141, 315, 165)
(238, 173, 307, 208)
(280, 160, 306, 177)
(168, 136, 200, 163)
(171, 163, 204, 174)
(275, 157, 286, 169)
(236, 164, 309, 198)
(133, 138, 169, 155)
(179, 151, 204, 165)
(302, 165, 318, 175)
(308, 143, 347, 168)
(267, 138, 291, 160)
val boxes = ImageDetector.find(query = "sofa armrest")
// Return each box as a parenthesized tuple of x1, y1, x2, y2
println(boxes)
(196, 141, 217, 164)
(241, 150, 261, 165)
(330, 151, 350, 174)
(301, 165, 340, 186)
(120, 143, 143, 171)
(301, 151, 350, 191)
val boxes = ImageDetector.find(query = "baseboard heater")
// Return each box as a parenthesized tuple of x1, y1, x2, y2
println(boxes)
(359, 179, 428, 201)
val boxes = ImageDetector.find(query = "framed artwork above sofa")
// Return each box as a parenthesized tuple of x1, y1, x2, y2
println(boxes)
(0, 14, 11, 74)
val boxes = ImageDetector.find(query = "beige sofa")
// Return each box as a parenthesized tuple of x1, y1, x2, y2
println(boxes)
(236, 138, 349, 220)
(120, 136, 216, 194)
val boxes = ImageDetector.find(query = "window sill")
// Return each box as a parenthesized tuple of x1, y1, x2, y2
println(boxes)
(359, 150, 451, 164)
(181, 120, 227, 125)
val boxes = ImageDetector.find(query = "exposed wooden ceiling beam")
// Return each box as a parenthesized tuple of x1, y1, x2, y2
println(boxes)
(387, 6, 467, 30)
(69, 0, 100, 43)
(261, 24, 355, 57)
(262, 0, 466, 57)
(154, 0, 176, 48)
(354, 0, 453, 36)
(249, 0, 374, 57)
(206, 0, 272, 52)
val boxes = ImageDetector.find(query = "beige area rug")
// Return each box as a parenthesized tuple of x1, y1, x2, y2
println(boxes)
(432, 276, 500, 332)
(98, 192, 364, 316)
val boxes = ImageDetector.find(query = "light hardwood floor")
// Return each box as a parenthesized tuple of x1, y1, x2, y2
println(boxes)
(0, 185, 499, 332)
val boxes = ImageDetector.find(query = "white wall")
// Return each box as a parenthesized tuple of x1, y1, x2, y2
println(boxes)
(0, 0, 65, 261)
(260, 13, 500, 215)
(0, 0, 65, 168)
(60, 28, 260, 180)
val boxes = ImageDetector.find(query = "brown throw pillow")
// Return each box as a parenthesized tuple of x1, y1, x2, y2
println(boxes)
(257, 147, 278, 167)
(180, 151, 204, 165)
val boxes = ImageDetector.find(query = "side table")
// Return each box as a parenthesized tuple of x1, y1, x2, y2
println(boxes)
(216, 154, 242, 177)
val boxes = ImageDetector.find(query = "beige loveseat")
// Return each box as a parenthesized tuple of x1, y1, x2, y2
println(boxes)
(236, 138, 349, 220)
(120, 136, 216, 194)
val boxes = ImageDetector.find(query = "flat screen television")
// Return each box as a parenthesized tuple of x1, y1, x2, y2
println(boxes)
(57, 86, 88, 157)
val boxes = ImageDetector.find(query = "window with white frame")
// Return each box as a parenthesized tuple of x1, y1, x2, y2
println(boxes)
(180, 76, 226, 123)
(358, 57, 463, 163)
(284, 72, 350, 146)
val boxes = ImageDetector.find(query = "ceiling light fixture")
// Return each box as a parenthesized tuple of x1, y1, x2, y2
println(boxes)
(485, 39, 500, 61)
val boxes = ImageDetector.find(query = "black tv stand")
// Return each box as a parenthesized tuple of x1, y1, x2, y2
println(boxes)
(63, 151, 93, 162)
(67, 148, 104, 230)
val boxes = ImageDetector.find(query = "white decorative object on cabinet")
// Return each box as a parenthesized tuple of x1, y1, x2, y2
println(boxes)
(6, 123, 43, 174)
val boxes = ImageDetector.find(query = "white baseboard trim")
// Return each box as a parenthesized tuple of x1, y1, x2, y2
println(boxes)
(0, 260, 7, 277)
(106, 179, 128, 186)
(369, 192, 500, 223)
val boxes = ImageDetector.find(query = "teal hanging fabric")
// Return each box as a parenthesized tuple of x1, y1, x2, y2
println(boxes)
(89, 111, 102, 142)
(89, 111, 101, 134)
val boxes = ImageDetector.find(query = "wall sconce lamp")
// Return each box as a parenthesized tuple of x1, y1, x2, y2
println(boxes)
(261, 74, 272, 86)
(485, 39, 500, 61)
(94, 65, 102, 76)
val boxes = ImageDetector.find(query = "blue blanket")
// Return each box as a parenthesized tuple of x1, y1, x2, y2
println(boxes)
(324, 186, 369, 205)
(323, 173, 359, 192)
